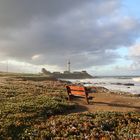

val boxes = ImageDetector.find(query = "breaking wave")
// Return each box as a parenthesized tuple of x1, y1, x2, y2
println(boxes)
(132, 77, 140, 82)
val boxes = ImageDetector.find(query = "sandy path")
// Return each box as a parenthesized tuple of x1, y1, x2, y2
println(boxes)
(70, 92, 140, 113)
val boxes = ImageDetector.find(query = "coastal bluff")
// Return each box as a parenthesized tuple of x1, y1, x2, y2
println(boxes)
(42, 68, 93, 79)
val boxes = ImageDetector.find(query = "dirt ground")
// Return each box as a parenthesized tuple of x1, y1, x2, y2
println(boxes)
(69, 92, 140, 113)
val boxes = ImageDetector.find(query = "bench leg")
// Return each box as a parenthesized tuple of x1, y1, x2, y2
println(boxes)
(68, 94, 71, 101)
(85, 95, 89, 104)
(66, 86, 71, 101)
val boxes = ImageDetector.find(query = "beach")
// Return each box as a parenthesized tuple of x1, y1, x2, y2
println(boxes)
(60, 77, 140, 113)
(71, 86, 140, 113)
(66, 87, 140, 112)
(62, 76, 140, 95)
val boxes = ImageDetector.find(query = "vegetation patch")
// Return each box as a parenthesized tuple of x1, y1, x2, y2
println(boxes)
(22, 112, 140, 140)
(0, 78, 74, 139)
(0, 77, 140, 139)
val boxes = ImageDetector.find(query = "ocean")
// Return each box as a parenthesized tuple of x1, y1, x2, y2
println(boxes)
(61, 76, 140, 95)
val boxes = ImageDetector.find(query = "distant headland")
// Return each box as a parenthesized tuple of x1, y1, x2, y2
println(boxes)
(42, 60, 93, 79)
(42, 68, 93, 79)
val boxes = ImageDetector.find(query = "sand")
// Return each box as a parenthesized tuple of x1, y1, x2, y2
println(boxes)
(70, 90, 140, 113)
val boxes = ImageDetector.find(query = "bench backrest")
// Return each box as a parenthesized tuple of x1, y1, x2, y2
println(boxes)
(66, 85, 87, 96)
(66, 85, 91, 104)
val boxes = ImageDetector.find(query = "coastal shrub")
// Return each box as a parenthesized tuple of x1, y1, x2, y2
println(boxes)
(0, 78, 74, 139)
(0, 96, 75, 139)
(22, 112, 140, 140)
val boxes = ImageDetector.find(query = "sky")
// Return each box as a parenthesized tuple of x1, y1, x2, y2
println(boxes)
(0, 0, 140, 76)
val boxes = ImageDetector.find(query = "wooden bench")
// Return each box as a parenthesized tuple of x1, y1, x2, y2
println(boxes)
(66, 85, 94, 104)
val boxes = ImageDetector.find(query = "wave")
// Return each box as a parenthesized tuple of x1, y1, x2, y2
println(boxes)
(132, 77, 140, 82)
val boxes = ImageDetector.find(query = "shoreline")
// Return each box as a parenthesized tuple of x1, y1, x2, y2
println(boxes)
(92, 86, 140, 97)
(60, 77, 140, 95)
(72, 86, 140, 113)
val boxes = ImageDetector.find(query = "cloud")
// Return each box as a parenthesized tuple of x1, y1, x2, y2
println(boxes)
(0, 0, 140, 72)
(128, 44, 140, 71)
(109, 43, 140, 75)
(129, 44, 140, 58)
(0, 0, 88, 28)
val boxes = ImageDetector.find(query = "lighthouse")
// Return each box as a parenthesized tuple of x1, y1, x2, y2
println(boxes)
(67, 60, 71, 72)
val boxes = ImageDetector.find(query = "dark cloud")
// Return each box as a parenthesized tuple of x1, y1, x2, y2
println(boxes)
(0, 0, 87, 28)
(0, 0, 140, 71)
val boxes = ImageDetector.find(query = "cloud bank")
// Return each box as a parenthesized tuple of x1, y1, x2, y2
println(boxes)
(0, 0, 140, 73)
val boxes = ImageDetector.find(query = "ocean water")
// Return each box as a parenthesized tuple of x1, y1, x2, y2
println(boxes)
(61, 76, 140, 95)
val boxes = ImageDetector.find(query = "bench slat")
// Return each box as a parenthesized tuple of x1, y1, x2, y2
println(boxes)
(68, 86, 85, 91)
(70, 91, 86, 96)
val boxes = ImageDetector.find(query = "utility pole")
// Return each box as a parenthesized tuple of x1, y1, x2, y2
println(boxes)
(7, 60, 9, 73)
(67, 60, 71, 72)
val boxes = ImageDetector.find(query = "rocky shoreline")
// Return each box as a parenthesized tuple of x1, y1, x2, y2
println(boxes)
(89, 86, 140, 97)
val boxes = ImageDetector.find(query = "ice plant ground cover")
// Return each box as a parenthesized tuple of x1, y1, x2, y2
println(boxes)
(0, 76, 75, 139)
(0, 76, 139, 139)
(24, 112, 140, 140)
